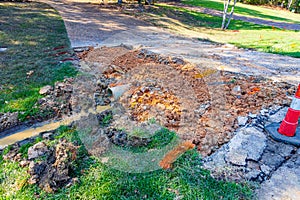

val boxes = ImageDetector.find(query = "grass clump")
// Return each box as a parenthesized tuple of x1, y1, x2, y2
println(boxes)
(0, 2, 77, 120)
(126, 127, 177, 153)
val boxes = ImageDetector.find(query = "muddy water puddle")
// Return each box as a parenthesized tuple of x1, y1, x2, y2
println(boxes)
(0, 105, 111, 149)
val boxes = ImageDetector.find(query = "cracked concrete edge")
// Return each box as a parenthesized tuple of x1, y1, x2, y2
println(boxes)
(256, 149, 300, 200)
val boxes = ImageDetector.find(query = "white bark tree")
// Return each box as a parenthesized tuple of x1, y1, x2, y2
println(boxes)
(221, 0, 238, 30)
(287, 0, 294, 10)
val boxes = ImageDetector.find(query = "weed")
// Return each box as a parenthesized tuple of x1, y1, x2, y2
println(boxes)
(148, 117, 157, 124)
(100, 113, 113, 127)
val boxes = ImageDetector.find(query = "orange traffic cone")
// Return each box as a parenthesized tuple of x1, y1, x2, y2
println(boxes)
(265, 84, 300, 146)
(278, 84, 300, 136)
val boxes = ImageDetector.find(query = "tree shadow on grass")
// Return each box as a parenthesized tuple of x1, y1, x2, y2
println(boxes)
(182, 0, 300, 24)
(149, 5, 273, 31)
(0, 2, 77, 114)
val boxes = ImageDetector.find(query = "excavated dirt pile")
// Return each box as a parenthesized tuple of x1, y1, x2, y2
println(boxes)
(27, 139, 78, 193)
(2, 138, 80, 193)
(78, 46, 296, 156)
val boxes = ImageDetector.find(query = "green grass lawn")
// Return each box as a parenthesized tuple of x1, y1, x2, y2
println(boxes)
(0, 127, 255, 199)
(182, 0, 300, 24)
(0, 2, 77, 120)
(144, 5, 300, 57)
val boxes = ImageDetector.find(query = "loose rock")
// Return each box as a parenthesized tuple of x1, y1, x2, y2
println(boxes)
(237, 116, 248, 126)
(28, 142, 49, 160)
(0, 112, 19, 132)
(39, 85, 53, 95)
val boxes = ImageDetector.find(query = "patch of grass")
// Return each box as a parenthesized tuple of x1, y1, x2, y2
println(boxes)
(130, 127, 149, 137)
(18, 143, 34, 159)
(0, 126, 255, 199)
(127, 127, 177, 153)
(146, 5, 300, 57)
(0, 150, 254, 199)
(147, 128, 176, 148)
(182, 0, 300, 24)
(0, 2, 77, 119)
(0, 160, 30, 198)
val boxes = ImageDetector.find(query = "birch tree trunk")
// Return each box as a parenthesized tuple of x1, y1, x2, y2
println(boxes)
(221, 0, 237, 30)
(287, 0, 293, 10)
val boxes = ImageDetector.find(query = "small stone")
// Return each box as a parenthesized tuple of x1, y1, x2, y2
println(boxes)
(260, 164, 271, 175)
(55, 82, 66, 89)
(156, 103, 166, 110)
(28, 175, 39, 185)
(232, 85, 241, 95)
(245, 169, 261, 180)
(14, 153, 22, 162)
(0, 47, 7, 52)
(65, 177, 80, 188)
(28, 142, 49, 160)
(62, 84, 73, 92)
(39, 85, 53, 95)
(73, 47, 89, 52)
(37, 98, 47, 105)
(248, 113, 257, 118)
(42, 131, 54, 139)
(225, 150, 247, 166)
(3, 148, 18, 161)
(28, 161, 35, 172)
(0, 112, 19, 132)
(171, 57, 185, 65)
(260, 109, 269, 116)
(247, 160, 260, 170)
(94, 92, 100, 99)
(20, 160, 30, 167)
(237, 116, 248, 126)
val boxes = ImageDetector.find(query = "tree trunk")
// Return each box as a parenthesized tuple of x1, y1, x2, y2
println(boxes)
(221, 0, 237, 30)
(221, 0, 230, 30)
(224, 0, 237, 29)
(287, 0, 293, 10)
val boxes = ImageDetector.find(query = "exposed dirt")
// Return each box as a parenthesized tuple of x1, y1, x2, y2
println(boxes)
(80, 46, 295, 155)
